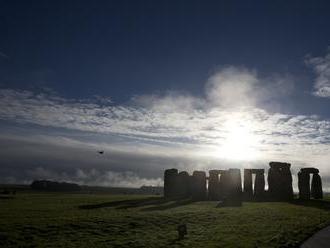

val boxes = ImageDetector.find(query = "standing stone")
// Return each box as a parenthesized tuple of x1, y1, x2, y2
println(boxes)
(301, 168, 319, 174)
(228, 169, 242, 195)
(267, 166, 280, 198)
(191, 171, 207, 201)
(298, 171, 310, 200)
(311, 173, 323, 199)
(164, 168, 178, 198)
(219, 170, 229, 199)
(254, 170, 265, 199)
(223, 169, 242, 206)
(282, 165, 294, 199)
(244, 169, 253, 198)
(208, 170, 220, 200)
(268, 162, 293, 201)
(177, 171, 190, 198)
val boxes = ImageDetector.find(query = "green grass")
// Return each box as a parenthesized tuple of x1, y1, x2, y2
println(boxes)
(1, 193, 330, 248)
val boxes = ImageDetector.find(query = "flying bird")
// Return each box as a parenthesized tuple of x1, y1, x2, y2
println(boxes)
(98, 151, 104, 154)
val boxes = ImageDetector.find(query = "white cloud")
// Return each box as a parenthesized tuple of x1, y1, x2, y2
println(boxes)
(206, 67, 260, 107)
(306, 48, 330, 97)
(0, 66, 330, 186)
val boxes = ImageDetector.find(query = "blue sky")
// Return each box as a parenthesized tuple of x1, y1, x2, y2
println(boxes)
(1, 1, 330, 188)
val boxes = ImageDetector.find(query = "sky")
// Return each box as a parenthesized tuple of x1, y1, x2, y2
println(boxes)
(1, 0, 330, 188)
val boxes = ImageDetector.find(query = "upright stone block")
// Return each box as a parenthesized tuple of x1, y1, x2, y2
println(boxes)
(191, 171, 207, 201)
(177, 171, 190, 198)
(268, 162, 293, 201)
(243, 169, 253, 198)
(254, 170, 265, 199)
(311, 173, 323, 199)
(298, 171, 310, 200)
(301, 168, 319, 174)
(225, 169, 242, 205)
(164, 168, 178, 198)
(228, 169, 242, 195)
(219, 170, 229, 199)
(208, 170, 220, 200)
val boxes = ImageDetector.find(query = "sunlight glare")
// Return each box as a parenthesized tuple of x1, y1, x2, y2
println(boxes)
(218, 118, 261, 161)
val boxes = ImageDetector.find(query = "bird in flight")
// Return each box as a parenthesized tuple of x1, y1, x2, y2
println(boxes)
(98, 151, 104, 154)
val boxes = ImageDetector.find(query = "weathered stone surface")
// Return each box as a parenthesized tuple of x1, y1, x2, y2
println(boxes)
(218, 170, 229, 199)
(251, 169, 265, 174)
(228, 169, 242, 194)
(164, 168, 178, 198)
(254, 171, 265, 199)
(208, 170, 220, 200)
(311, 173, 323, 199)
(268, 162, 293, 201)
(191, 171, 207, 201)
(269, 161, 291, 169)
(223, 169, 242, 205)
(298, 171, 310, 200)
(243, 169, 253, 197)
(301, 168, 319, 174)
(177, 171, 190, 198)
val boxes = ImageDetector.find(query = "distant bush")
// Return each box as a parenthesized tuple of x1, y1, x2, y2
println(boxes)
(30, 180, 81, 192)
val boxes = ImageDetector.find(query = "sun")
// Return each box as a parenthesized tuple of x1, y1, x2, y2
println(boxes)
(218, 119, 261, 161)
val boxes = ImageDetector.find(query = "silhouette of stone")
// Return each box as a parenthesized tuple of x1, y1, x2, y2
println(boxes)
(311, 173, 323, 199)
(268, 162, 293, 201)
(177, 171, 190, 198)
(301, 168, 319, 174)
(208, 170, 221, 200)
(218, 170, 229, 199)
(223, 169, 242, 206)
(243, 169, 253, 198)
(298, 167, 323, 200)
(254, 169, 265, 199)
(298, 171, 310, 200)
(164, 168, 178, 198)
(229, 169, 242, 193)
(191, 171, 207, 201)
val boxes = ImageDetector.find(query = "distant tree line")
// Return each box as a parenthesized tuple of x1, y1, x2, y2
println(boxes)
(30, 180, 81, 192)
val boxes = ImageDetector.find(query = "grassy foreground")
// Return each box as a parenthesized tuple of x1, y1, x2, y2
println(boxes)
(1, 193, 330, 248)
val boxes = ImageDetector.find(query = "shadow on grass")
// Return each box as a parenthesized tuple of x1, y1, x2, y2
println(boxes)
(79, 197, 194, 211)
(290, 199, 330, 211)
(141, 198, 194, 211)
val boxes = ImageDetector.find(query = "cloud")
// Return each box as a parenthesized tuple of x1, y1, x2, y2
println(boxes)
(206, 67, 260, 107)
(306, 48, 330, 97)
(206, 66, 294, 109)
(0, 66, 329, 187)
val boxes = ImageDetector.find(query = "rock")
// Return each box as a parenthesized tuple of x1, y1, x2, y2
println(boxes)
(300, 168, 319, 174)
(208, 170, 221, 200)
(251, 169, 265, 174)
(298, 171, 310, 200)
(254, 171, 265, 199)
(268, 162, 293, 201)
(225, 169, 242, 205)
(177, 171, 190, 198)
(218, 170, 229, 199)
(243, 169, 253, 198)
(311, 173, 323, 199)
(298, 167, 323, 200)
(191, 171, 207, 201)
(164, 168, 178, 198)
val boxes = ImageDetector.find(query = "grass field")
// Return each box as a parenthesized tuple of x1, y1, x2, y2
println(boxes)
(1, 193, 330, 248)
